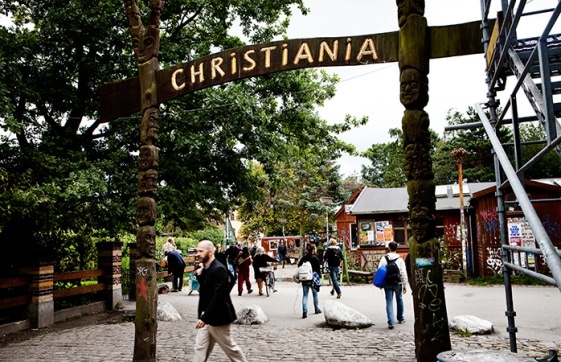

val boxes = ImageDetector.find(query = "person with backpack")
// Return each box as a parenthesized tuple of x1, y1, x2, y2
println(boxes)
(324, 238, 343, 298)
(297, 243, 322, 319)
(377, 241, 408, 329)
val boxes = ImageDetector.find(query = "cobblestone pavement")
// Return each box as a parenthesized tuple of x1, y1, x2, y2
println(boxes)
(0, 314, 558, 361)
(0, 264, 559, 361)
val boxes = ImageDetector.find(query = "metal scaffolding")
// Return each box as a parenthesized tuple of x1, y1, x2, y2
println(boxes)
(478, 0, 561, 353)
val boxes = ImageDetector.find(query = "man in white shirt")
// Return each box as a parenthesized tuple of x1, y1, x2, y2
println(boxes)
(162, 237, 177, 258)
(377, 241, 408, 329)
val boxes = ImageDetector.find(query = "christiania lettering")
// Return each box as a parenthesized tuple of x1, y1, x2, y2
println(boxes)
(170, 37, 378, 92)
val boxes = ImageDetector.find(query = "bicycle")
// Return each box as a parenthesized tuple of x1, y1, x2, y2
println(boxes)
(259, 264, 277, 297)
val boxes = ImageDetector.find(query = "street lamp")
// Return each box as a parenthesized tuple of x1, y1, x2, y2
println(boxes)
(451, 148, 468, 279)
(319, 196, 333, 244)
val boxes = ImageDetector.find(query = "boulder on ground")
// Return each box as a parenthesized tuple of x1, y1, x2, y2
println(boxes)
(235, 305, 268, 325)
(157, 301, 182, 322)
(324, 300, 373, 329)
(450, 315, 493, 334)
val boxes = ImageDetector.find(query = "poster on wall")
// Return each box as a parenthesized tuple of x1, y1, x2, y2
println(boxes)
(360, 222, 371, 244)
(375, 221, 393, 243)
(508, 217, 536, 268)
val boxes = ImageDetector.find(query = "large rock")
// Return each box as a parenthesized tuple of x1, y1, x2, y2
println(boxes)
(450, 315, 493, 335)
(157, 301, 182, 322)
(324, 300, 373, 329)
(235, 305, 268, 325)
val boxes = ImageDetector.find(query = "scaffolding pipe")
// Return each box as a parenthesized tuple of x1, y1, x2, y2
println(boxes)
(476, 102, 561, 293)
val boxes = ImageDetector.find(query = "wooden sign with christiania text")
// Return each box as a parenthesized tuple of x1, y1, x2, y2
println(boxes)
(99, 21, 483, 123)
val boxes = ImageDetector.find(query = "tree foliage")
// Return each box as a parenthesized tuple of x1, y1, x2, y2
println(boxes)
(360, 127, 439, 187)
(518, 123, 561, 179)
(0, 0, 364, 272)
(433, 107, 512, 184)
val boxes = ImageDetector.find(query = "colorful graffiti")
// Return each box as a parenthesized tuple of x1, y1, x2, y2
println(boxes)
(542, 214, 561, 239)
(480, 209, 499, 232)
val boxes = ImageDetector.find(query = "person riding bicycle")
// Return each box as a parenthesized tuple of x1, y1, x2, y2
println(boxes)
(252, 247, 277, 295)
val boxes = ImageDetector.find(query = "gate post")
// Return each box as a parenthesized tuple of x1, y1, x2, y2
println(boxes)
(123, 1, 163, 360)
(97, 242, 123, 309)
(397, 1, 451, 360)
(21, 262, 54, 329)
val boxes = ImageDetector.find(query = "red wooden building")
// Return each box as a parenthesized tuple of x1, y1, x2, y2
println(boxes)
(336, 180, 561, 277)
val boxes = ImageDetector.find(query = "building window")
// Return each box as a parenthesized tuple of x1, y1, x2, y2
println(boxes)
(393, 219, 407, 245)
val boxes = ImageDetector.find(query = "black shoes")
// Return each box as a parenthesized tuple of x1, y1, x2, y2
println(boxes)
(302, 312, 307, 319)
(388, 325, 394, 329)
(330, 290, 334, 296)
(315, 309, 322, 314)
(248, 289, 253, 294)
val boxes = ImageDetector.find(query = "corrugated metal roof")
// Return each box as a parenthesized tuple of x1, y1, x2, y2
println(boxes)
(350, 182, 496, 215)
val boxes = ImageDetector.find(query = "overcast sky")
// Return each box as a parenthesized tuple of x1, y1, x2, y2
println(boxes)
(285, 0, 558, 177)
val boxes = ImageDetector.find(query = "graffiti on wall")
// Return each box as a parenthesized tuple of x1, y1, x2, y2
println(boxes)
(542, 214, 561, 239)
(486, 246, 503, 275)
(480, 209, 499, 232)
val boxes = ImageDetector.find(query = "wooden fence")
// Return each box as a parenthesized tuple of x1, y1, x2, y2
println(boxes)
(0, 242, 122, 335)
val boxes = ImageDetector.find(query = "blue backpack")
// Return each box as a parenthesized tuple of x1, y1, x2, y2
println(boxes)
(373, 264, 387, 288)
(373, 256, 400, 287)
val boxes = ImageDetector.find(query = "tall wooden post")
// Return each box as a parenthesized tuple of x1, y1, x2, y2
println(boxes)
(123, 1, 163, 361)
(397, 1, 451, 360)
(452, 147, 469, 279)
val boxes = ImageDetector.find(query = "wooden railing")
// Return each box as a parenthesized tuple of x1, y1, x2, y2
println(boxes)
(0, 275, 31, 310)
(53, 269, 105, 299)
(156, 255, 197, 279)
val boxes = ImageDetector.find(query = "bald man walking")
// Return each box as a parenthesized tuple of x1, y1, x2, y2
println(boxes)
(193, 240, 247, 362)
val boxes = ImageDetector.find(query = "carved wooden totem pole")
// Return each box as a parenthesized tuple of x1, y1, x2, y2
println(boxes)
(124, 0, 162, 360)
(397, 1, 452, 360)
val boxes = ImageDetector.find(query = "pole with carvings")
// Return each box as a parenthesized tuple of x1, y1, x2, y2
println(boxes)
(124, 1, 162, 360)
(397, 1, 452, 360)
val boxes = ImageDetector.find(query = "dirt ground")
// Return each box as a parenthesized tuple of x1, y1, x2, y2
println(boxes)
(0, 311, 126, 345)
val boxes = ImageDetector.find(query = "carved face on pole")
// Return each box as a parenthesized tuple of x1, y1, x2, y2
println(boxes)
(396, 0, 425, 28)
(136, 197, 156, 226)
(137, 225, 156, 258)
(138, 145, 158, 171)
(138, 169, 158, 194)
(140, 107, 160, 145)
(410, 206, 433, 243)
(129, 25, 160, 63)
(400, 67, 428, 110)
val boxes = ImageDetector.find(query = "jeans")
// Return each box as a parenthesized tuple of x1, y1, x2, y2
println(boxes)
(328, 266, 341, 294)
(228, 261, 237, 279)
(384, 283, 404, 326)
(302, 283, 320, 314)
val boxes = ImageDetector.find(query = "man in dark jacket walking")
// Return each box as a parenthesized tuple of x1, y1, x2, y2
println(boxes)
(166, 249, 186, 292)
(193, 240, 247, 362)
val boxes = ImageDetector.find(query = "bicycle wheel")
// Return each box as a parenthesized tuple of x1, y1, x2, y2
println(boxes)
(265, 273, 271, 297)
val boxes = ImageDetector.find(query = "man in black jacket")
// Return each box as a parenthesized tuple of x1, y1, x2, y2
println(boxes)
(165, 249, 185, 292)
(193, 240, 247, 362)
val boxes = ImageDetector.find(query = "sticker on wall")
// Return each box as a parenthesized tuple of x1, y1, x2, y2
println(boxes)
(416, 257, 435, 267)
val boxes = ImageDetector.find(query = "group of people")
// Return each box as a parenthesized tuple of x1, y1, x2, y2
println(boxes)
(215, 241, 278, 296)
(296, 239, 408, 330)
(295, 238, 343, 318)
(179, 238, 407, 361)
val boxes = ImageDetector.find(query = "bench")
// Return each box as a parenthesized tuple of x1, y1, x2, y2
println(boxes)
(348, 270, 374, 284)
